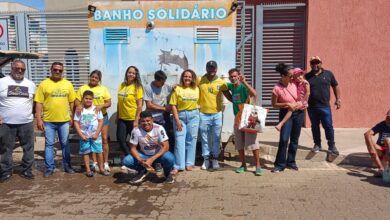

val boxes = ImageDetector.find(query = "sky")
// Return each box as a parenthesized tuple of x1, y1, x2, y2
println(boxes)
(0, 0, 45, 10)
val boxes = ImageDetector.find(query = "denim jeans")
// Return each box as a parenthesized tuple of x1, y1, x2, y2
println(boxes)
(199, 112, 222, 159)
(116, 119, 134, 156)
(308, 107, 336, 149)
(154, 112, 175, 152)
(44, 122, 71, 171)
(0, 122, 35, 176)
(122, 151, 175, 177)
(274, 109, 304, 169)
(173, 109, 200, 170)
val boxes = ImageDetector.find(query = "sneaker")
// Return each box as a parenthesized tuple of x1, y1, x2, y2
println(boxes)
(129, 170, 148, 184)
(201, 159, 210, 170)
(311, 145, 321, 153)
(101, 170, 110, 176)
(0, 174, 12, 183)
(271, 167, 284, 173)
(64, 168, 75, 174)
(43, 170, 54, 177)
(211, 159, 220, 170)
(91, 162, 100, 172)
(165, 173, 174, 184)
(86, 171, 94, 177)
(20, 172, 34, 180)
(121, 165, 138, 175)
(329, 146, 340, 156)
(235, 166, 247, 173)
(255, 167, 263, 176)
(287, 165, 299, 171)
(104, 162, 110, 172)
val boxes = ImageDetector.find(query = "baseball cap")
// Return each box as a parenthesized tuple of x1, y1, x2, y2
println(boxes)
(206, 60, 218, 72)
(310, 56, 322, 63)
(293, 67, 305, 76)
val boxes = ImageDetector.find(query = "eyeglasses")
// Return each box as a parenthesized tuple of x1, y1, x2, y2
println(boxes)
(13, 67, 26, 71)
(52, 68, 64, 73)
(310, 60, 321, 65)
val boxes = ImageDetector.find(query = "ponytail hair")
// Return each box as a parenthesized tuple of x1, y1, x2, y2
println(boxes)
(275, 63, 292, 76)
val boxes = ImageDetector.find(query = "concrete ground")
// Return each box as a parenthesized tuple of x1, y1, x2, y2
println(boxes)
(1, 127, 389, 219)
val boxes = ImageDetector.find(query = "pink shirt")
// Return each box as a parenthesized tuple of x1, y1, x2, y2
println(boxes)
(295, 80, 309, 102)
(272, 82, 298, 103)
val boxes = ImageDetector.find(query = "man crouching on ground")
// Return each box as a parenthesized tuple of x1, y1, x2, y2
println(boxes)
(122, 110, 175, 184)
(364, 109, 390, 177)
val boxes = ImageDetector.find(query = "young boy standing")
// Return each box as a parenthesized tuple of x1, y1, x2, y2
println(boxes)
(74, 90, 108, 177)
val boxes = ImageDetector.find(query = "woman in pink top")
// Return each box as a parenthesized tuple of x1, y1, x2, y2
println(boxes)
(271, 63, 305, 173)
(275, 68, 310, 131)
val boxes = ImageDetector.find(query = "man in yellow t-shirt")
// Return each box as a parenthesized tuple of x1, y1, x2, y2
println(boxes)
(198, 60, 231, 170)
(34, 62, 76, 177)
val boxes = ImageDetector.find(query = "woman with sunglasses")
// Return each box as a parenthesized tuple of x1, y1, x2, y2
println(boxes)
(117, 66, 144, 156)
(75, 70, 112, 173)
(271, 63, 304, 173)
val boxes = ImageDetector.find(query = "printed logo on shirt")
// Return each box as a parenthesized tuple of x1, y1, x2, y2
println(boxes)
(380, 132, 390, 146)
(7, 85, 29, 98)
(232, 94, 241, 103)
(51, 89, 68, 97)
(160, 130, 166, 139)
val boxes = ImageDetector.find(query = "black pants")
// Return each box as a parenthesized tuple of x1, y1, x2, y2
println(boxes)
(0, 122, 35, 176)
(116, 119, 134, 156)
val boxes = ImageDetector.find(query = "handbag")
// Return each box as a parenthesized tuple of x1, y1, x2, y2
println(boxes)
(235, 96, 268, 133)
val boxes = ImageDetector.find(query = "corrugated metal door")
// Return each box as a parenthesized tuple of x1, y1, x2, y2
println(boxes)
(256, 4, 306, 123)
(26, 12, 89, 88)
(236, 1, 255, 86)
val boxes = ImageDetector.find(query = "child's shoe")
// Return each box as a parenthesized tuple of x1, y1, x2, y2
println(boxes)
(86, 171, 94, 177)
(104, 162, 110, 172)
(101, 170, 110, 176)
(235, 166, 247, 174)
(255, 167, 263, 176)
(91, 162, 99, 172)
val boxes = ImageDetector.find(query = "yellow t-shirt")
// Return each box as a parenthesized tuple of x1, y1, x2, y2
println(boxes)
(34, 78, 76, 122)
(76, 84, 111, 115)
(117, 83, 144, 120)
(169, 86, 199, 111)
(198, 75, 228, 113)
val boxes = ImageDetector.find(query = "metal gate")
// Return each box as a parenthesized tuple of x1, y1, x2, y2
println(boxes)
(256, 3, 306, 124)
(0, 12, 89, 89)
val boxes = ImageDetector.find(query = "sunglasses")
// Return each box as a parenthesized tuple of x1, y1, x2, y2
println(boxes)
(13, 67, 26, 71)
(52, 68, 64, 73)
(310, 60, 321, 65)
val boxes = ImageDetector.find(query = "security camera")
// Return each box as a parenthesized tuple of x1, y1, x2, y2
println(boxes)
(146, 21, 155, 29)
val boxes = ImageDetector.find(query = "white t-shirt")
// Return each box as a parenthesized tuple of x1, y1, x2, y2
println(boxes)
(73, 105, 103, 138)
(0, 75, 36, 124)
(129, 124, 169, 156)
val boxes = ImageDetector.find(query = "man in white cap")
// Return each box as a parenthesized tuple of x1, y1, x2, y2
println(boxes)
(305, 56, 341, 158)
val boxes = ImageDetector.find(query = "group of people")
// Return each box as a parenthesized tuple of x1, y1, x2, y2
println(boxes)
(0, 56, 389, 184)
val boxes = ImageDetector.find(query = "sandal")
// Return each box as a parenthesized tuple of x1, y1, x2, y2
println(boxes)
(170, 169, 179, 175)
(86, 171, 94, 177)
(185, 166, 193, 171)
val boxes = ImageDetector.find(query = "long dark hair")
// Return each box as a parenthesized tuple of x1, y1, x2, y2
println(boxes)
(179, 69, 197, 88)
(275, 63, 292, 76)
(123, 66, 143, 90)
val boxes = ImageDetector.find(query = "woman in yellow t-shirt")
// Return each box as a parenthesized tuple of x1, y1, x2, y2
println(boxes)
(75, 70, 112, 172)
(170, 69, 200, 173)
(117, 66, 144, 156)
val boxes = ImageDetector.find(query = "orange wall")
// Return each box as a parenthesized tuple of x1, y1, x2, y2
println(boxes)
(306, 0, 390, 127)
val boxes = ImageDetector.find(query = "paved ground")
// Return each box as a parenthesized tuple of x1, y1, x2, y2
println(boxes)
(1, 127, 390, 219)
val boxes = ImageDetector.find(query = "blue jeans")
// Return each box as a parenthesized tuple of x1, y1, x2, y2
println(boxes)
(274, 109, 304, 169)
(199, 112, 222, 159)
(308, 107, 335, 149)
(173, 109, 200, 170)
(154, 112, 175, 152)
(122, 151, 175, 177)
(44, 122, 71, 171)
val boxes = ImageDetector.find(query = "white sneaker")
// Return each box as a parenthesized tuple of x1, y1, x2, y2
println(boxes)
(91, 162, 100, 172)
(211, 159, 220, 170)
(104, 162, 110, 172)
(201, 159, 210, 170)
(121, 165, 138, 174)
